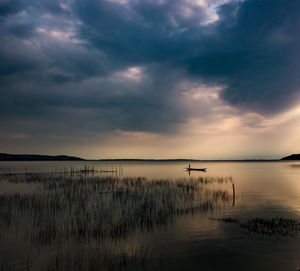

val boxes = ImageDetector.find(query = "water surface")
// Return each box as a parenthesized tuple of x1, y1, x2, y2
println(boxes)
(1, 161, 300, 270)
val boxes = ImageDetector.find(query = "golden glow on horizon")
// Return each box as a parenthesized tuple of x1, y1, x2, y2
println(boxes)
(2, 82, 300, 160)
(78, 98, 300, 160)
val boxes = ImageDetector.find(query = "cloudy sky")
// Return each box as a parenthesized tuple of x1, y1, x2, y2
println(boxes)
(1, 0, 300, 159)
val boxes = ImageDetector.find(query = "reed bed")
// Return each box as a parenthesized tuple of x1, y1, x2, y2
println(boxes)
(0, 171, 233, 270)
(211, 217, 300, 237)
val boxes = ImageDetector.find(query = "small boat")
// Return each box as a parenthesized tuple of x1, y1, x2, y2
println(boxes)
(186, 167, 207, 172)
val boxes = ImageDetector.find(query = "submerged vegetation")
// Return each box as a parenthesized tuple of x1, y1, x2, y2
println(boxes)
(0, 170, 233, 270)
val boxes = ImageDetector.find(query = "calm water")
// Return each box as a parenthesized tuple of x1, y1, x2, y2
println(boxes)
(1, 161, 300, 270)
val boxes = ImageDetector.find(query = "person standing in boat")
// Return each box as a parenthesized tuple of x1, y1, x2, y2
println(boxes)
(188, 164, 191, 170)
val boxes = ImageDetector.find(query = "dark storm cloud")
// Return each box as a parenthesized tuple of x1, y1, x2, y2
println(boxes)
(74, 0, 205, 64)
(0, 0, 66, 20)
(7, 23, 35, 38)
(0, 0, 24, 17)
(191, 0, 300, 113)
(1, 0, 300, 139)
(73, 0, 300, 113)
(0, 64, 184, 134)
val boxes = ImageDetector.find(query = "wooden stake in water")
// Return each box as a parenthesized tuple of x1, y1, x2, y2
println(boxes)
(232, 183, 235, 206)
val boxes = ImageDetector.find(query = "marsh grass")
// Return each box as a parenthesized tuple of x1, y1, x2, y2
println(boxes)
(0, 257, 32, 271)
(0, 171, 233, 270)
(211, 217, 300, 237)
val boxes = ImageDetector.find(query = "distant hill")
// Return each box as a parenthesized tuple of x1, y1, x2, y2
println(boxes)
(281, 154, 300, 160)
(0, 153, 85, 161)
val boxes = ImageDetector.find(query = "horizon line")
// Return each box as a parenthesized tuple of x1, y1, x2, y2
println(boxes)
(2, 152, 299, 161)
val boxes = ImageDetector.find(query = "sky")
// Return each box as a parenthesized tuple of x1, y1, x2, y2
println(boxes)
(1, 0, 300, 159)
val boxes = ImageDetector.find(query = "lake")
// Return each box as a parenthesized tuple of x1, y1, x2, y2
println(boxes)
(1, 161, 300, 270)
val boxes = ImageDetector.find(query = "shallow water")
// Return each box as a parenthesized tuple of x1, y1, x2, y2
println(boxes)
(1, 161, 300, 270)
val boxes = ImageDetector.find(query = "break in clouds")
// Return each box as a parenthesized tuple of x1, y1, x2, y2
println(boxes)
(1, 0, 300, 157)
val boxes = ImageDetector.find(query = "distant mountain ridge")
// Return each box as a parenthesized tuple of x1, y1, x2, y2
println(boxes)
(0, 153, 295, 161)
(0, 153, 85, 161)
(281, 154, 300, 160)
